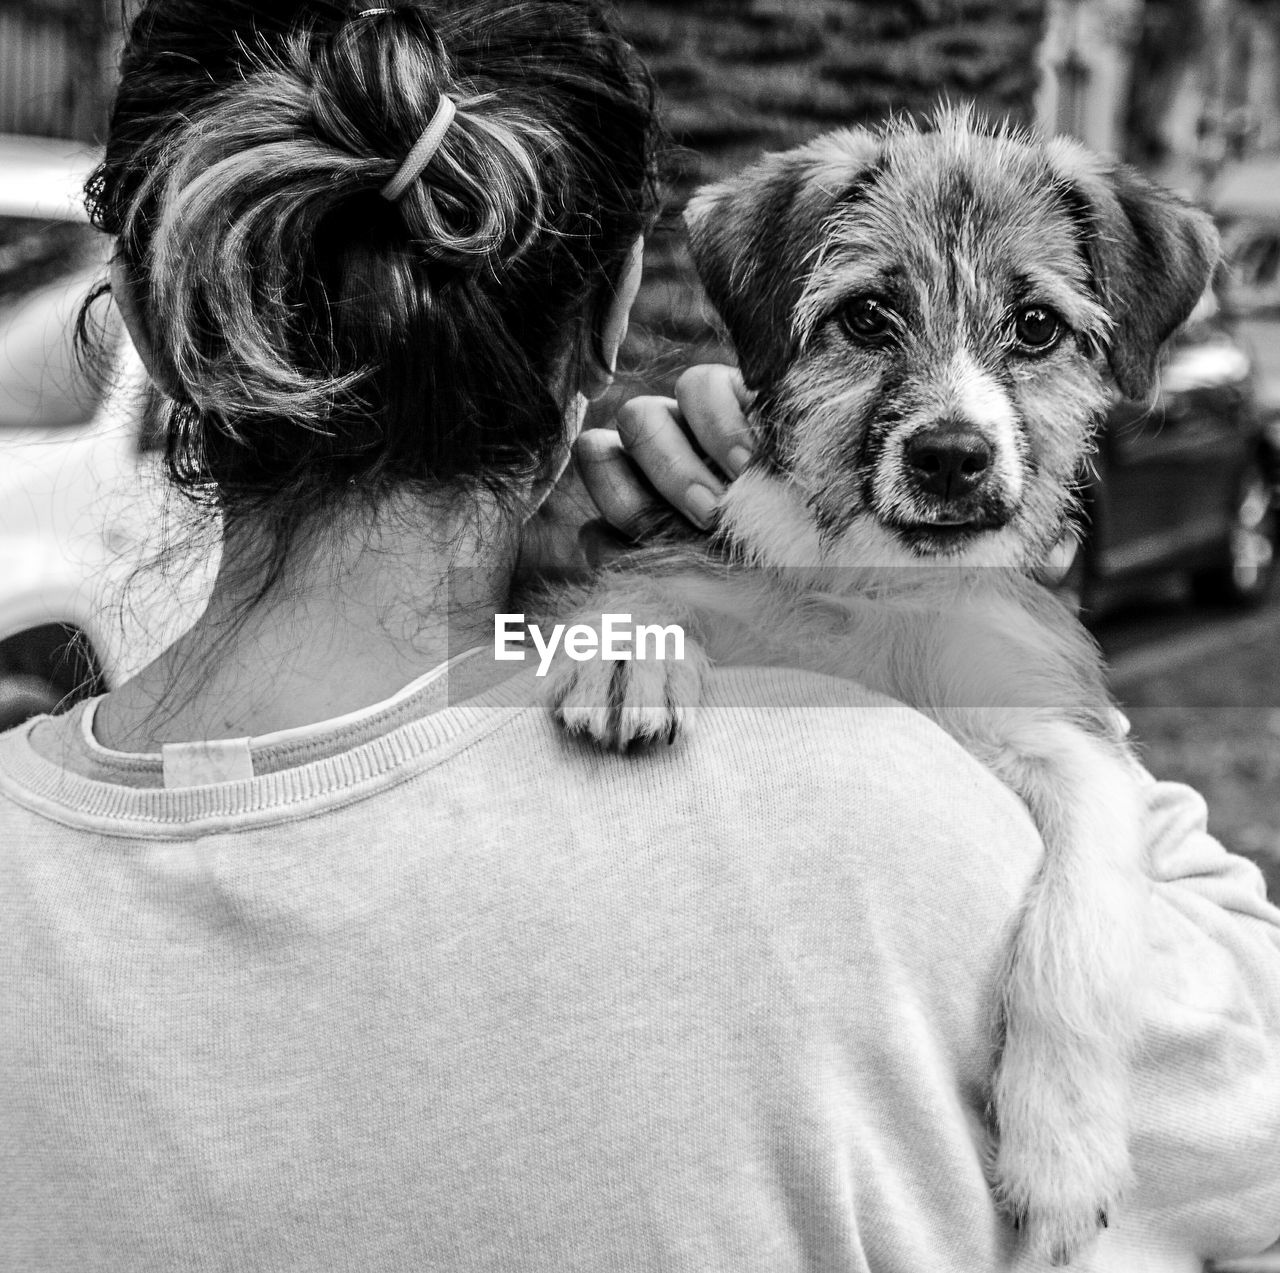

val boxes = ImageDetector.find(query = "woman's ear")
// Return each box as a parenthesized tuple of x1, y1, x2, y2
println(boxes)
(109, 252, 186, 401)
(580, 237, 644, 401)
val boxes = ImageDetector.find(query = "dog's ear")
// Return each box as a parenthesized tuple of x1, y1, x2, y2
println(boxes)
(684, 130, 882, 389)
(1047, 140, 1219, 400)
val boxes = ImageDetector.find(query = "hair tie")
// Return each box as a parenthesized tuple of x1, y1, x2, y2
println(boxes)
(380, 96, 457, 202)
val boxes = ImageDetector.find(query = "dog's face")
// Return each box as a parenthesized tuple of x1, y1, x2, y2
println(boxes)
(686, 111, 1219, 570)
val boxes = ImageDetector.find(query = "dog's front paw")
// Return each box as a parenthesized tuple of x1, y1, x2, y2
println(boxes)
(997, 1165, 1114, 1267)
(542, 636, 708, 750)
(991, 1031, 1132, 1266)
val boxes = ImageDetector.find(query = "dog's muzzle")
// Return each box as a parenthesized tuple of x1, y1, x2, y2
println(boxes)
(904, 422, 993, 501)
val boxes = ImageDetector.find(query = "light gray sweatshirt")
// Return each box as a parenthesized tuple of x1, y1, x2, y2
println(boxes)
(2, 665, 1279, 1272)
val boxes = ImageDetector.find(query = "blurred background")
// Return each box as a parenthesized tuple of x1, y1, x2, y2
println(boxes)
(2, 0, 1280, 904)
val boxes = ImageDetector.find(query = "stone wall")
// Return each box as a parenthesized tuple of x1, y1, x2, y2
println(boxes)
(608, 0, 1048, 389)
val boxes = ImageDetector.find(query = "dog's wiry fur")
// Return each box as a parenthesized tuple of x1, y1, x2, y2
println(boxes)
(535, 108, 1218, 1265)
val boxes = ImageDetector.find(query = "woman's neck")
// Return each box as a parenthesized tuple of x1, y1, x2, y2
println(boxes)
(94, 491, 524, 750)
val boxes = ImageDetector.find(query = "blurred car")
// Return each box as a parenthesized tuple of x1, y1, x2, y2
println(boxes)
(1213, 156, 1280, 318)
(1042, 284, 1279, 616)
(0, 133, 208, 731)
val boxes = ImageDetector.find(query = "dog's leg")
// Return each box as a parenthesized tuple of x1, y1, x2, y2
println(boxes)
(964, 714, 1147, 1265)
(537, 572, 711, 751)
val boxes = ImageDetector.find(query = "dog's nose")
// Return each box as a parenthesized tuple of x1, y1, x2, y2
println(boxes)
(905, 428, 994, 500)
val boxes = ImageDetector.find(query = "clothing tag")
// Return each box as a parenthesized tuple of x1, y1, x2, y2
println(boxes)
(162, 739, 255, 788)
(84, 646, 486, 787)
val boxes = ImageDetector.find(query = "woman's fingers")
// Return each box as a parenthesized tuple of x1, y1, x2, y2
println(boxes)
(672, 365, 755, 480)
(574, 426, 669, 537)
(578, 366, 758, 536)
(608, 397, 727, 530)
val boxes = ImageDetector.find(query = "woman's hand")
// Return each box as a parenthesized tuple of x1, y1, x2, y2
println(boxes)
(518, 366, 755, 577)
(579, 365, 755, 536)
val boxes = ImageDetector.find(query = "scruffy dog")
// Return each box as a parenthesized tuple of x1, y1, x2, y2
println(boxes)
(540, 109, 1217, 1264)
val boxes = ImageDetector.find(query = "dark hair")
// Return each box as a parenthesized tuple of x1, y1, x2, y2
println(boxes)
(86, 0, 661, 566)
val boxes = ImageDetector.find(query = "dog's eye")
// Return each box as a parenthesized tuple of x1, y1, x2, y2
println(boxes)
(1013, 305, 1064, 353)
(839, 295, 895, 343)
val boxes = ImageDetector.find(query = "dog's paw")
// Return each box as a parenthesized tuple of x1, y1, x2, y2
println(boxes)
(991, 1032, 1133, 1266)
(542, 638, 707, 750)
(998, 1170, 1113, 1267)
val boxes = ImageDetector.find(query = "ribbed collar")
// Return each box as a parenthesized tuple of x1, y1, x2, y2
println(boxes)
(0, 669, 538, 837)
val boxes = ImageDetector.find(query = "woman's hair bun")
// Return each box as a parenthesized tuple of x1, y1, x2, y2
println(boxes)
(310, 8, 560, 272)
(87, 0, 661, 534)
(389, 94, 557, 269)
